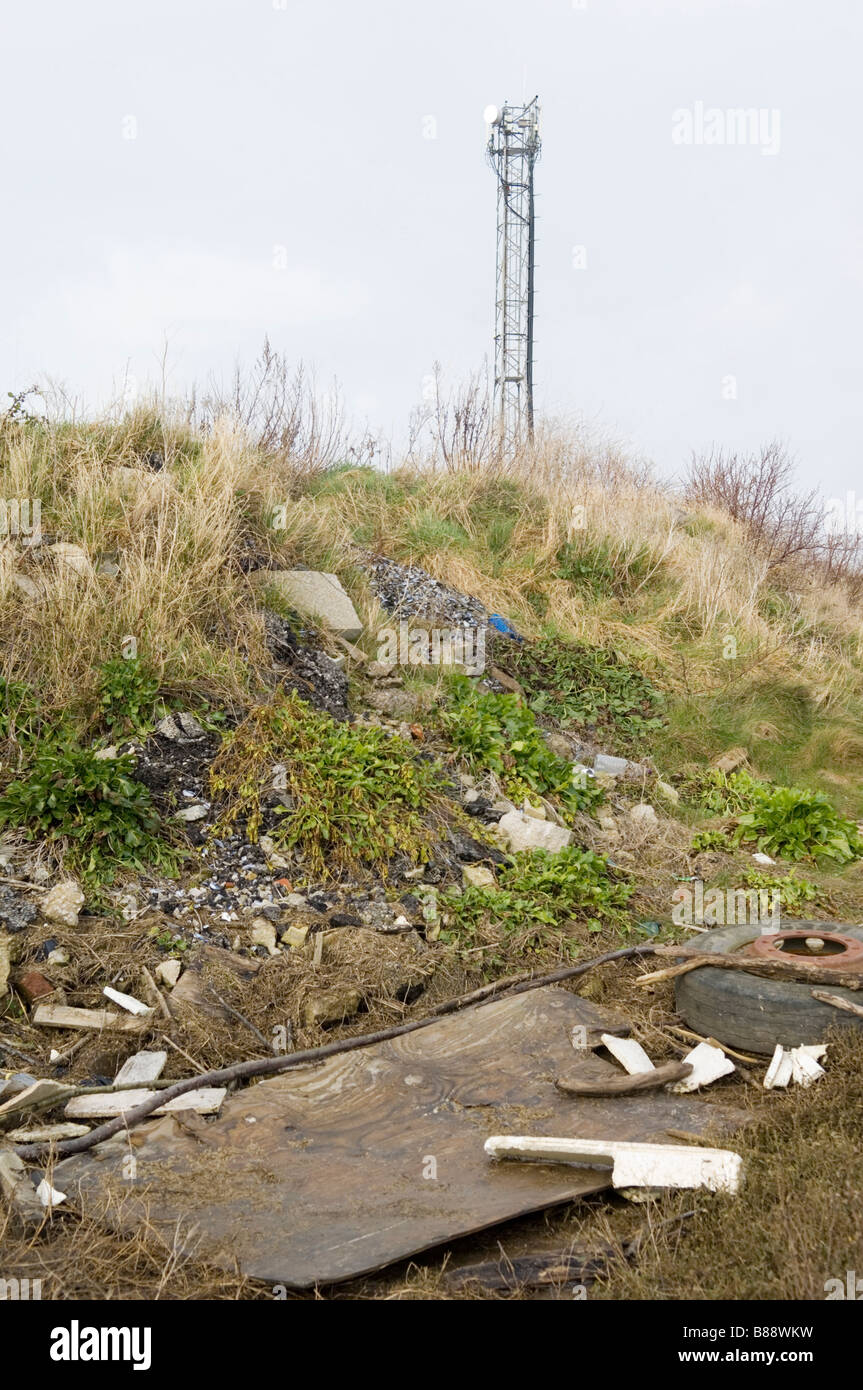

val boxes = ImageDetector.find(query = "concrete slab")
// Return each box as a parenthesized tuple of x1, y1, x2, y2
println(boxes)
(255, 571, 363, 640)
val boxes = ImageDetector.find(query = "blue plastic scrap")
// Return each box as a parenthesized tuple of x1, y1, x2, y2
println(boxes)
(487, 613, 524, 642)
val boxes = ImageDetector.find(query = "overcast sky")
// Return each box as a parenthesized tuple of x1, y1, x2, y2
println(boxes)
(2, 0, 861, 496)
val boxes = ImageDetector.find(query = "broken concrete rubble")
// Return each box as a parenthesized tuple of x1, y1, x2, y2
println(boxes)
(40, 879, 85, 928)
(302, 984, 363, 1028)
(155, 959, 182, 988)
(496, 809, 573, 854)
(462, 864, 496, 889)
(712, 746, 748, 775)
(155, 711, 206, 743)
(0, 886, 37, 934)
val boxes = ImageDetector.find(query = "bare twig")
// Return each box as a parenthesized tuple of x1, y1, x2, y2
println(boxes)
(140, 966, 172, 1021)
(810, 989, 863, 1020)
(204, 985, 270, 1051)
(160, 1035, 208, 1075)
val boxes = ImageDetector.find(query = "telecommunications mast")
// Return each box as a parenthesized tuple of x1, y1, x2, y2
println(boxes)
(485, 97, 541, 455)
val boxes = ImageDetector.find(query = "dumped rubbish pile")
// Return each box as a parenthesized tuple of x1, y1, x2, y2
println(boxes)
(366, 553, 489, 630)
(2, 563, 863, 1298)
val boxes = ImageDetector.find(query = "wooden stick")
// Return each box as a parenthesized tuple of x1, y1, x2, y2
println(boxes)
(811, 989, 863, 1019)
(140, 966, 172, 1022)
(203, 985, 270, 1051)
(14, 942, 660, 1162)
(555, 1060, 693, 1096)
(160, 1034, 208, 1075)
(638, 946, 863, 991)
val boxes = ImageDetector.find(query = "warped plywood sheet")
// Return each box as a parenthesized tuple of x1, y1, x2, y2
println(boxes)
(55, 987, 744, 1287)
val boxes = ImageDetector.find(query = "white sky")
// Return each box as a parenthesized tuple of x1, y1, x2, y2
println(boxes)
(2, 0, 861, 494)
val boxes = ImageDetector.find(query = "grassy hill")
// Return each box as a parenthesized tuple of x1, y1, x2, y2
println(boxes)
(2, 388, 863, 1300)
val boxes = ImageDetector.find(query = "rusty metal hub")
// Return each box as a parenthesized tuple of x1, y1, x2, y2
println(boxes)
(743, 929, 863, 973)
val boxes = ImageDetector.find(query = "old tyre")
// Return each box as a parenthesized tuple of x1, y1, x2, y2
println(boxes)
(674, 920, 863, 1055)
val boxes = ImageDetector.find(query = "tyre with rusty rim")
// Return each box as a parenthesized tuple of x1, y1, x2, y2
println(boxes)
(674, 920, 863, 1055)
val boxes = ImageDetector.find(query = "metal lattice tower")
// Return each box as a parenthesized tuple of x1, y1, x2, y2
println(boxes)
(486, 97, 541, 455)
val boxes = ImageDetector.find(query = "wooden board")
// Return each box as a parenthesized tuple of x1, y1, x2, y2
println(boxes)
(0, 1078, 75, 1120)
(114, 1051, 168, 1086)
(65, 1087, 226, 1119)
(31, 1004, 150, 1034)
(54, 987, 745, 1288)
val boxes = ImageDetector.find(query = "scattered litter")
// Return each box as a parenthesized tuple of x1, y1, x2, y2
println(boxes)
(102, 986, 152, 1016)
(484, 1135, 743, 1194)
(764, 1043, 827, 1089)
(790, 1048, 825, 1088)
(0, 1143, 44, 1223)
(36, 1177, 67, 1207)
(601, 1033, 655, 1076)
(764, 1044, 794, 1090)
(751, 853, 775, 866)
(488, 613, 523, 641)
(670, 1041, 736, 1093)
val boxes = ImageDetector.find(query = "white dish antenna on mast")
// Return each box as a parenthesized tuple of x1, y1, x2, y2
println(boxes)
(483, 104, 502, 126)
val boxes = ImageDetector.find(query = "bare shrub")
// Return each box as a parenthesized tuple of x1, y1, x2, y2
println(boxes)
(407, 364, 494, 472)
(686, 441, 824, 568)
(819, 527, 863, 594)
(196, 338, 363, 473)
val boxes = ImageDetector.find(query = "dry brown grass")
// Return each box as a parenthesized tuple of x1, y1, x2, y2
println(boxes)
(4, 397, 863, 726)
